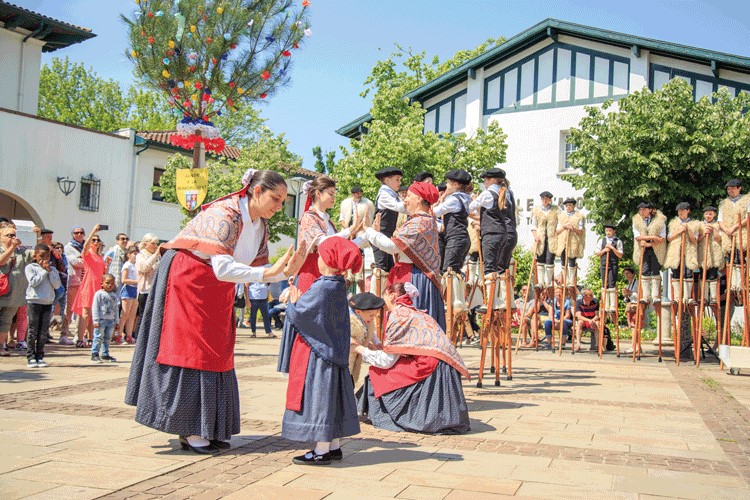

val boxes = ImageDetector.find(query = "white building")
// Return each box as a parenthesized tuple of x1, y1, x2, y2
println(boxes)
(0, 2, 315, 254)
(338, 19, 750, 269)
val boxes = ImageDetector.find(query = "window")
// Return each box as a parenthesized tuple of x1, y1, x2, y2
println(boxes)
(285, 194, 296, 219)
(423, 89, 468, 135)
(152, 168, 165, 202)
(79, 173, 100, 212)
(650, 63, 750, 101)
(484, 43, 631, 114)
(560, 133, 578, 173)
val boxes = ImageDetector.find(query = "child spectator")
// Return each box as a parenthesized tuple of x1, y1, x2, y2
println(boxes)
(119, 248, 139, 344)
(25, 244, 61, 368)
(91, 273, 119, 363)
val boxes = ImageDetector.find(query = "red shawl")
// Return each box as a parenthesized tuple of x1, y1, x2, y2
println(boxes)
(382, 302, 470, 380)
(162, 185, 270, 265)
(392, 213, 441, 289)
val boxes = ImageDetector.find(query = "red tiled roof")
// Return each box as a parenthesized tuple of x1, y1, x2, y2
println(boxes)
(136, 130, 322, 178)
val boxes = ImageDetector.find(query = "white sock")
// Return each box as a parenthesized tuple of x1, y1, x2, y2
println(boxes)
(186, 435, 210, 447)
(314, 441, 331, 455)
(330, 439, 340, 451)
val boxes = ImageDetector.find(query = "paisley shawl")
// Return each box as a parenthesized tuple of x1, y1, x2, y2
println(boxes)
(382, 301, 470, 380)
(391, 213, 442, 290)
(162, 185, 270, 265)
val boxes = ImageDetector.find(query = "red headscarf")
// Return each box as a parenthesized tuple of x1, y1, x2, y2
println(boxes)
(318, 236, 362, 273)
(408, 181, 439, 204)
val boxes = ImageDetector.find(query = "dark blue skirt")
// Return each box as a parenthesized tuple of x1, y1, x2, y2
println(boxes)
(357, 361, 470, 435)
(411, 266, 446, 331)
(282, 348, 360, 443)
(276, 316, 296, 373)
(125, 250, 240, 441)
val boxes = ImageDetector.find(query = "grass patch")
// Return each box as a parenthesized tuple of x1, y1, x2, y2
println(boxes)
(701, 377, 720, 389)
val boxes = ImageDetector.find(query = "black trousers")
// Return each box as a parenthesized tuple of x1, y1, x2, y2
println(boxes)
(27, 303, 52, 361)
(482, 232, 517, 275)
(372, 248, 393, 272)
(601, 264, 619, 288)
(442, 235, 470, 274)
(559, 250, 577, 269)
(540, 239, 555, 265)
(641, 248, 661, 276)
(438, 231, 447, 269)
(672, 264, 694, 279)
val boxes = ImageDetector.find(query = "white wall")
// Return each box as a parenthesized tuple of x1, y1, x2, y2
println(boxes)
(0, 28, 43, 114)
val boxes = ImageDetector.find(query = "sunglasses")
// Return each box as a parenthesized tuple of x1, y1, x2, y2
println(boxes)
(73, 231, 85, 235)
(3, 234, 17, 238)
(91, 238, 101, 242)
(118, 237, 129, 241)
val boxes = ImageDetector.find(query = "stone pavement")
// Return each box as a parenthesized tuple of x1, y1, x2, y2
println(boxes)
(1, 331, 750, 499)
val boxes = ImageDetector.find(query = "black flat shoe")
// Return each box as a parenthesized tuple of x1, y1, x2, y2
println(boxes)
(292, 450, 331, 465)
(329, 448, 343, 460)
(209, 439, 231, 449)
(178, 436, 220, 455)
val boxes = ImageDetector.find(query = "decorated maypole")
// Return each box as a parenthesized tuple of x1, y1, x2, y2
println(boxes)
(123, 0, 311, 169)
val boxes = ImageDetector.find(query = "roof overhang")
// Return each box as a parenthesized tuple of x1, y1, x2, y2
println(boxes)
(0, 1, 95, 52)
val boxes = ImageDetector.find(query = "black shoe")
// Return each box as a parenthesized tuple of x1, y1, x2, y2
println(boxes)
(329, 448, 343, 460)
(91, 354, 102, 363)
(179, 436, 220, 455)
(209, 439, 231, 449)
(100, 355, 117, 363)
(292, 450, 331, 465)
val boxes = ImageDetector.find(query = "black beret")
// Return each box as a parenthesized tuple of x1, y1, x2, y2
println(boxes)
(603, 222, 617, 229)
(437, 182, 447, 192)
(413, 171, 434, 182)
(539, 191, 554, 198)
(445, 169, 471, 184)
(351, 186, 363, 194)
(349, 292, 385, 311)
(725, 179, 742, 188)
(480, 168, 506, 179)
(375, 167, 403, 180)
(676, 202, 691, 211)
(703, 206, 718, 212)
(563, 197, 577, 205)
(637, 201, 654, 209)
(40, 228, 54, 235)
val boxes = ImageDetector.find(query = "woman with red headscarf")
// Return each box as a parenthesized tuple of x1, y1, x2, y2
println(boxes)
(282, 236, 363, 465)
(363, 181, 446, 330)
(277, 175, 364, 373)
(355, 282, 470, 434)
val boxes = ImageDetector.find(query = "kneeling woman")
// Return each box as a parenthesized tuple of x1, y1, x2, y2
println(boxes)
(364, 181, 446, 330)
(125, 169, 306, 454)
(356, 283, 471, 434)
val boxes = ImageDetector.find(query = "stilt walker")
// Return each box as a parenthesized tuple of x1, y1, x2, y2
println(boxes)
(675, 232, 687, 365)
(558, 233, 570, 356)
(599, 250, 610, 359)
(555, 198, 585, 355)
(595, 222, 623, 357)
(633, 250, 645, 362)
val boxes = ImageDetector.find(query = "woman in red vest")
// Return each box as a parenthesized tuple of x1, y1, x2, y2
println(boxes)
(126, 169, 307, 454)
(355, 282, 471, 434)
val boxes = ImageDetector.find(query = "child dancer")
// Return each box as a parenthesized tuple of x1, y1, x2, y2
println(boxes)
(91, 273, 119, 363)
(25, 244, 61, 368)
(282, 236, 362, 465)
(348, 292, 385, 386)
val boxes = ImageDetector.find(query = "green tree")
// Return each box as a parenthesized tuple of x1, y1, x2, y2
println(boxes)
(122, 0, 310, 166)
(568, 79, 750, 258)
(311, 146, 335, 174)
(38, 57, 128, 132)
(332, 38, 508, 203)
(124, 86, 180, 130)
(155, 127, 302, 241)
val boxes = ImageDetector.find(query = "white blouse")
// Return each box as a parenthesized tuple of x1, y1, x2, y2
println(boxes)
(360, 347, 400, 369)
(193, 196, 286, 284)
(364, 227, 412, 263)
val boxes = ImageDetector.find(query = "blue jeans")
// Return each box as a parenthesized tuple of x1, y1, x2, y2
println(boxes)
(544, 319, 572, 339)
(92, 319, 115, 357)
(249, 299, 271, 334)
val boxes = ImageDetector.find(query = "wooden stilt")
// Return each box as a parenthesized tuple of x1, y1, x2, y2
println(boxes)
(633, 248, 646, 362)
(696, 234, 710, 367)
(599, 250, 610, 359)
(676, 232, 687, 365)
(477, 273, 497, 388)
(721, 235, 737, 369)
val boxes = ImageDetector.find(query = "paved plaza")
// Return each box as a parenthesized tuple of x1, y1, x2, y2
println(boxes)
(2, 331, 750, 499)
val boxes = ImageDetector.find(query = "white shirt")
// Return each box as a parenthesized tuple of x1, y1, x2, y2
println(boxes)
(596, 237, 624, 254)
(194, 196, 286, 284)
(363, 227, 412, 263)
(359, 347, 400, 369)
(377, 185, 407, 214)
(469, 184, 500, 213)
(433, 192, 470, 217)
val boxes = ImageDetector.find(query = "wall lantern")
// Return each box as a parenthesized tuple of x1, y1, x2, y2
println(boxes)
(56, 176, 77, 196)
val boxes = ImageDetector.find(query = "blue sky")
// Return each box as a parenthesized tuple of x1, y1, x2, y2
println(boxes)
(15, 0, 750, 169)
